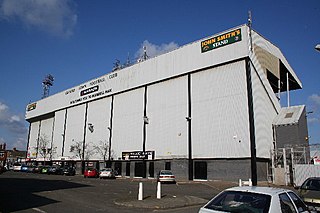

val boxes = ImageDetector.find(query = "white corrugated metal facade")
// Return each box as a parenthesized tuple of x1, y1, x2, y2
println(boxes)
(25, 24, 304, 181)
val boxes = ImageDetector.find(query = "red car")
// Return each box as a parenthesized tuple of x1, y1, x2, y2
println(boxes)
(84, 168, 99, 178)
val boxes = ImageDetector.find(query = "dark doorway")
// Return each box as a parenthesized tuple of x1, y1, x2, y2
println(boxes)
(149, 162, 154, 178)
(114, 162, 122, 176)
(194, 161, 207, 180)
(134, 162, 144, 177)
(126, 162, 130, 177)
(165, 162, 171, 170)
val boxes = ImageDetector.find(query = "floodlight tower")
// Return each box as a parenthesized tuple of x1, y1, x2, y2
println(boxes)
(42, 74, 54, 99)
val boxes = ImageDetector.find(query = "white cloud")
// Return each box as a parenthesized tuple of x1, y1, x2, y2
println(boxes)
(0, 0, 77, 38)
(12, 137, 28, 150)
(0, 101, 28, 141)
(0, 102, 8, 111)
(9, 115, 21, 122)
(309, 94, 320, 106)
(308, 117, 319, 124)
(135, 40, 179, 59)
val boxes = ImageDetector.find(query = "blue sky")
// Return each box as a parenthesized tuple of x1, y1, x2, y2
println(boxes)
(0, 0, 319, 150)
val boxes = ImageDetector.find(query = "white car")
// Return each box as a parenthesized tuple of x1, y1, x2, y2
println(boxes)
(13, 163, 21, 172)
(199, 186, 316, 213)
(99, 168, 116, 179)
(157, 170, 176, 183)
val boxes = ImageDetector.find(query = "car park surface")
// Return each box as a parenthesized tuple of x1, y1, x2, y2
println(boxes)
(199, 186, 315, 213)
(296, 177, 320, 212)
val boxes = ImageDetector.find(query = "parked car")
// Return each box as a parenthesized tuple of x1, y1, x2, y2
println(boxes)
(0, 166, 5, 174)
(34, 165, 43, 173)
(62, 166, 76, 176)
(157, 170, 176, 183)
(20, 165, 29, 172)
(199, 186, 315, 213)
(296, 177, 320, 212)
(99, 168, 116, 179)
(13, 163, 21, 172)
(48, 166, 63, 175)
(27, 165, 36, 173)
(84, 168, 98, 178)
(40, 166, 50, 174)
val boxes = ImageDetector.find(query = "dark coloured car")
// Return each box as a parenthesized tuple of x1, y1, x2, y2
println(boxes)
(84, 168, 98, 178)
(296, 177, 320, 212)
(48, 166, 63, 175)
(20, 165, 29, 172)
(27, 165, 36, 173)
(34, 165, 43, 173)
(63, 166, 76, 176)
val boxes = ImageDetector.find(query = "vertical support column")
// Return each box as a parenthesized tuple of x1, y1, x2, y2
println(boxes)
(108, 96, 114, 163)
(36, 121, 42, 158)
(82, 103, 89, 174)
(283, 148, 287, 186)
(287, 72, 290, 107)
(142, 86, 148, 178)
(245, 58, 257, 186)
(278, 79, 281, 105)
(187, 74, 193, 180)
(62, 109, 68, 157)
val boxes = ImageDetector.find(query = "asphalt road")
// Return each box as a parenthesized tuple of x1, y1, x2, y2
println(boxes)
(0, 171, 231, 213)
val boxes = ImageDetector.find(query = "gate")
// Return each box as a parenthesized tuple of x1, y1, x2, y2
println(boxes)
(272, 144, 317, 186)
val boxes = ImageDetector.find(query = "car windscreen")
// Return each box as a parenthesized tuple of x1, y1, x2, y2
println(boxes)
(301, 179, 320, 191)
(204, 190, 271, 213)
(160, 171, 173, 175)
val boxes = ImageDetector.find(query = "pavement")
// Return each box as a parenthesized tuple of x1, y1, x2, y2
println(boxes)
(113, 180, 236, 210)
(114, 180, 293, 210)
(114, 194, 208, 209)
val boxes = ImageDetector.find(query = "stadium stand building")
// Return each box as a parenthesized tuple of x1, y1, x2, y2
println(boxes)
(25, 24, 309, 182)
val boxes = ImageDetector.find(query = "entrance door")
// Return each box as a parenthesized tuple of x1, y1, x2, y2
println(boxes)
(114, 162, 122, 176)
(134, 162, 144, 177)
(149, 162, 154, 178)
(194, 161, 207, 180)
(126, 162, 130, 177)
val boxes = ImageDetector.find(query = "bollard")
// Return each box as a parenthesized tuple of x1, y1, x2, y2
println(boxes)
(138, 182, 143, 200)
(249, 178, 252, 186)
(157, 181, 161, 199)
(239, 179, 242, 187)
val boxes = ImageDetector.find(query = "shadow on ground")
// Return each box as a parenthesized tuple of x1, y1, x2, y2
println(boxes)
(0, 176, 90, 213)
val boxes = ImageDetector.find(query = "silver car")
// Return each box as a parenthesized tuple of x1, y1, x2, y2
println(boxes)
(157, 170, 176, 183)
(199, 186, 316, 213)
(99, 168, 115, 179)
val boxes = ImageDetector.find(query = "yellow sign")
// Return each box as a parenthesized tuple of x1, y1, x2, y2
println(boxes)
(201, 29, 241, 53)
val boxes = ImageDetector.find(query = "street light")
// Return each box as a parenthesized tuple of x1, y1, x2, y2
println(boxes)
(315, 44, 320, 52)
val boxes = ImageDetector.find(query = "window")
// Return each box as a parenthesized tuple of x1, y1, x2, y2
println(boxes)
(288, 192, 308, 212)
(204, 191, 271, 213)
(279, 193, 297, 213)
